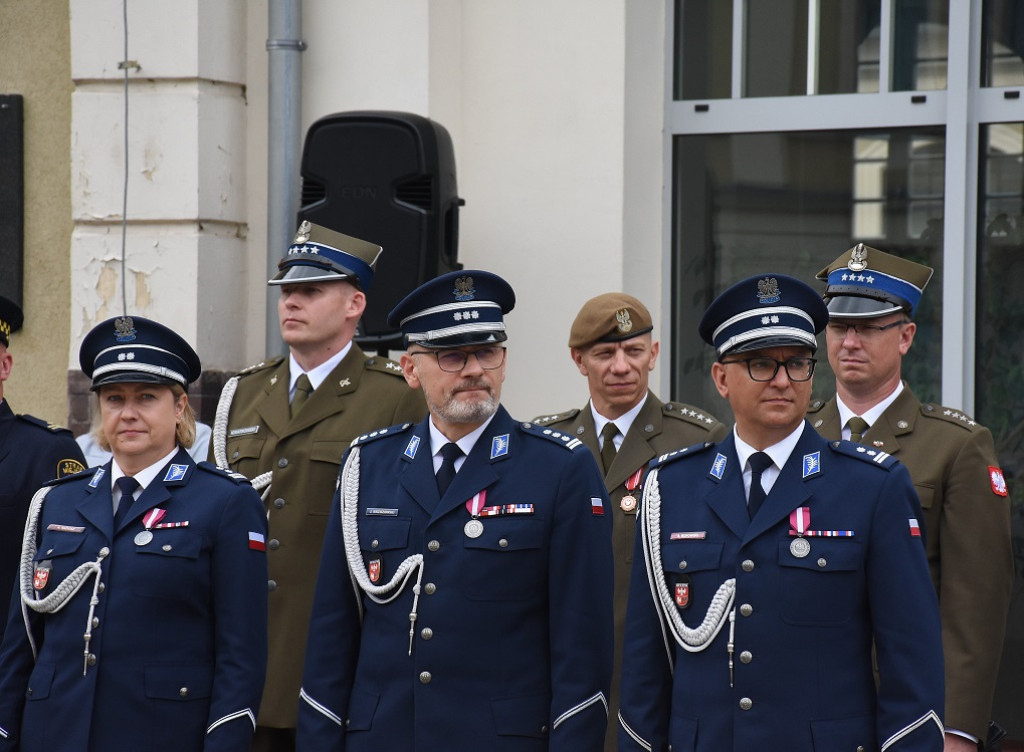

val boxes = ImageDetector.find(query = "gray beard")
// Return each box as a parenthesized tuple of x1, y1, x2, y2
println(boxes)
(428, 389, 499, 425)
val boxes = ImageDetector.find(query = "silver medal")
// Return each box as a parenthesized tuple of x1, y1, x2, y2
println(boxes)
(464, 519, 484, 538)
(789, 537, 810, 558)
(134, 530, 154, 546)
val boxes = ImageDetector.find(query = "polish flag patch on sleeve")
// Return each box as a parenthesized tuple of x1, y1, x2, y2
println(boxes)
(591, 497, 605, 516)
(908, 519, 921, 537)
(249, 531, 267, 551)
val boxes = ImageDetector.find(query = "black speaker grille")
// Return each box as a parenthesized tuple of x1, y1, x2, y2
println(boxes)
(395, 175, 433, 210)
(301, 177, 327, 206)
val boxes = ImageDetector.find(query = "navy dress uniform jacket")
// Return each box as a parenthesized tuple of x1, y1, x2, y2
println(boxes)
(618, 424, 945, 752)
(0, 401, 85, 634)
(0, 450, 269, 752)
(297, 406, 614, 752)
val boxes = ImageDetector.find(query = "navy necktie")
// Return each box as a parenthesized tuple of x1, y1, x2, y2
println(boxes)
(435, 443, 463, 496)
(114, 476, 140, 528)
(747, 452, 773, 519)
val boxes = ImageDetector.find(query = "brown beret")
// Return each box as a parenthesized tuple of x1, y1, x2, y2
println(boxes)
(568, 293, 654, 348)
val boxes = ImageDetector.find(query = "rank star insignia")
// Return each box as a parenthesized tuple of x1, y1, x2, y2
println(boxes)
(385, 362, 402, 372)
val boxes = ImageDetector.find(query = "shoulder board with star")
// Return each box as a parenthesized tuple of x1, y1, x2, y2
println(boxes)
(918, 403, 986, 432)
(662, 402, 720, 429)
(196, 461, 251, 484)
(364, 356, 407, 378)
(650, 440, 716, 469)
(351, 422, 415, 447)
(237, 355, 285, 376)
(519, 422, 585, 451)
(530, 408, 580, 426)
(16, 414, 74, 436)
(827, 439, 900, 470)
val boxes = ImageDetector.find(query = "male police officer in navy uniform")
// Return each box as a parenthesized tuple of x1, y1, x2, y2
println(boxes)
(532, 292, 726, 751)
(618, 274, 945, 751)
(808, 245, 1013, 751)
(0, 296, 85, 633)
(297, 271, 613, 751)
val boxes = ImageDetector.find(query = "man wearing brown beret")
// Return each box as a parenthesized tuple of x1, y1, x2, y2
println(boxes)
(533, 292, 727, 751)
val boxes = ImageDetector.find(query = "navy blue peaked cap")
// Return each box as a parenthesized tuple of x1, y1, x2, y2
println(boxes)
(388, 270, 516, 349)
(699, 273, 828, 358)
(80, 316, 202, 390)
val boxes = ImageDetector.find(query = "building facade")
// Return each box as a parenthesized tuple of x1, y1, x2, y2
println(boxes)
(2, 0, 1022, 742)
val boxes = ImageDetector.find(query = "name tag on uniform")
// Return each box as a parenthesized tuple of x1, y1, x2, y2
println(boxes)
(47, 524, 86, 533)
(366, 508, 399, 517)
(229, 426, 260, 437)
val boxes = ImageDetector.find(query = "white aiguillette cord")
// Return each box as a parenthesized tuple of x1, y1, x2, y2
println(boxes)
(640, 467, 737, 680)
(340, 447, 425, 656)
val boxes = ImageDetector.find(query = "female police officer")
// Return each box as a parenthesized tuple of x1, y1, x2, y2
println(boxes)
(0, 315, 268, 751)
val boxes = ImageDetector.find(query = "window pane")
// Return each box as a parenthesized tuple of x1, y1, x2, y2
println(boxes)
(892, 0, 948, 91)
(675, 0, 733, 100)
(745, 0, 809, 97)
(817, 0, 882, 94)
(976, 122, 1024, 740)
(672, 129, 945, 422)
(982, 0, 1024, 87)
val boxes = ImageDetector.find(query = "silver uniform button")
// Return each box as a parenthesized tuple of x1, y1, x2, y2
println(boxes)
(679, 561, 688, 571)
(741, 559, 755, 572)
(162, 544, 173, 552)
(817, 557, 827, 568)
(421, 628, 433, 640)
(427, 540, 440, 552)
(740, 651, 752, 664)
(419, 671, 432, 684)
(268, 579, 278, 591)
(179, 687, 189, 697)
(739, 697, 752, 710)
(87, 654, 97, 667)
(97, 582, 105, 593)
(498, 538, 509, 548)
(424, 583, 436, 595)
(273, 498, 285, 509)
(268, 539, 280, 550)
(278, 458, 288, 468)
(92, 617, 100, 628)
(739, 603, 753, 617)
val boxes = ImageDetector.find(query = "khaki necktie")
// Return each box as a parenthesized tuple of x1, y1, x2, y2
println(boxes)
(291, 373, 312, 417)
(600, 423, 619, 474)
(848, 416, 869, 444)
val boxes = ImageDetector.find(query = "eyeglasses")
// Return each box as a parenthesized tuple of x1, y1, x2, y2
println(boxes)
(826, 320, 907, 338)
(720, 356, 817, 382)
(409, 346, 507, 373)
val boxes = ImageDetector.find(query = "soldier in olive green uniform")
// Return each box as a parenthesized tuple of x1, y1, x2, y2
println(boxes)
(532, 293, 727, 751)
(210, 222, 426, 752)
(808, 245, 1013, 751)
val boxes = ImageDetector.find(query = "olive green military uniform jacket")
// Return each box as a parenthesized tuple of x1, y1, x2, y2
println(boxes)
(211, 347, 427, 729)
(808, 384, 1013, 740)
(533, 391, 727, 752)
